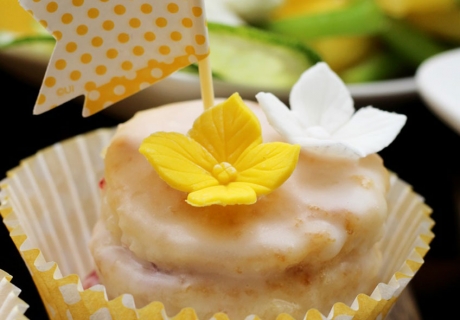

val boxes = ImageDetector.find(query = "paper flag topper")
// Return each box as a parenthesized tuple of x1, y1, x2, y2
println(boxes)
(20, 0, 210, 116)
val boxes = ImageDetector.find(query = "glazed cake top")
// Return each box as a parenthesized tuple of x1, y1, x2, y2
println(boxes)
(103, 96, 390, 276)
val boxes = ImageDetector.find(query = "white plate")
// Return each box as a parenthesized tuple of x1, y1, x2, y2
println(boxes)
(0, 44, 417, 120)
(416, 48, 460, 135)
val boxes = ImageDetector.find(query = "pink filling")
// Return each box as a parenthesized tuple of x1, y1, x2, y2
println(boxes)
(83, 270, 100, 289)
(99, 178, 106, 190)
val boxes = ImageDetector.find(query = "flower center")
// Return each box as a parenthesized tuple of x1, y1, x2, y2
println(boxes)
(212, 162, 238, 184)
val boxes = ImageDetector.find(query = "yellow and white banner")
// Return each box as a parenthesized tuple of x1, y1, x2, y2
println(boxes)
(19, 0, 210, 116)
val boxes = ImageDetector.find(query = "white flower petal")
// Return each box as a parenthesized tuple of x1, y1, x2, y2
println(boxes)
(290, 136, 365, 159)
(256, 92, 305, 140)
(290, 62, 354, 132)
(291, 107, 407, 158)
(331, 106, 407, 156)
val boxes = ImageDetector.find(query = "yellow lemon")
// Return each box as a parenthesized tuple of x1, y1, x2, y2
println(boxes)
(406, 10, 460, 43)
(376, 0, 457, 17)
(308, 36, 377, 72)
(272, 0, 350, 20)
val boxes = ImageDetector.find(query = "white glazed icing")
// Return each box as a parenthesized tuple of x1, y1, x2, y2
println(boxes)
(90, 99, 389, 317)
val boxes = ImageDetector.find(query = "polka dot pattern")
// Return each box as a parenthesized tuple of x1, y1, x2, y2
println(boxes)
(22, 0, 209, 116)
(76, 24, 88, 35)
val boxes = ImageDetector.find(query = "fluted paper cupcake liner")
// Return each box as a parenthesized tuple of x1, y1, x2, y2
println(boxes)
(0, 269, 28, 320)
(0, 128, 434, 320)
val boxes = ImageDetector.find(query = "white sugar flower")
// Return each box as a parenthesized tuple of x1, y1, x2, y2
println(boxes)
(256, 62, 407, 159)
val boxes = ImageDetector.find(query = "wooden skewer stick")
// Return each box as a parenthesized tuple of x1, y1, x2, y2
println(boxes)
(199, 55, 215, 110)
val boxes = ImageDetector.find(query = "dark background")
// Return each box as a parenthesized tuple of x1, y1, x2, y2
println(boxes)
(0, 66, 459, 319)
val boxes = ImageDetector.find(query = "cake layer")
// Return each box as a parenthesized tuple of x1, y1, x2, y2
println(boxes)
(90, 215, 382, 318)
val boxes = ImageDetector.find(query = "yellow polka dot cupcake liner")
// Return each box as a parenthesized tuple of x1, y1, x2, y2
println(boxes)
(0, 128, 434, 320)
(0, 269, 29, 319)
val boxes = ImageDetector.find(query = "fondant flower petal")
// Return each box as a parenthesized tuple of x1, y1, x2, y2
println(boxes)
(141, 94, 301, 207)
(140, 132, 219, 192)
(331, 106, 407, 157)
(289, 136, 367, 159)
(235, 142, 301, 194)
(291, 107, 407, 158)
(189, 93, 262, 164)
(258, 62, 407, 158)
(256, 92, 306, 139)
(187, 183, 257, 207)
(290, 62, 354, 132)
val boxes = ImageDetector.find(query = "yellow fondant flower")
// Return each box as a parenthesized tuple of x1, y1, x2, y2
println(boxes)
(139, 93, 300, 207)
